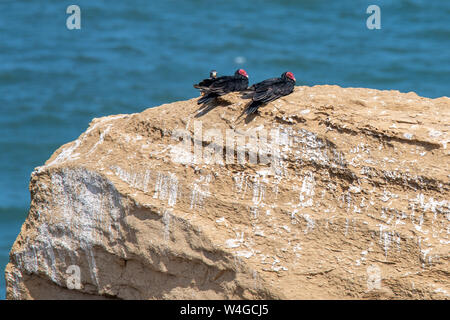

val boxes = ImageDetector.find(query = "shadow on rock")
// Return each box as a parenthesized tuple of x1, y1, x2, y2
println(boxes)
(194, 98, 232, 118)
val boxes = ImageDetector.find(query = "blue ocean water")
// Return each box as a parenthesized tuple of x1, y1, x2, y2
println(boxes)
(0, 0, 449, 299)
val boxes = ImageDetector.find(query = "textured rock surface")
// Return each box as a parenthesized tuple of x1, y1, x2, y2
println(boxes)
(5, 85, 450, 299)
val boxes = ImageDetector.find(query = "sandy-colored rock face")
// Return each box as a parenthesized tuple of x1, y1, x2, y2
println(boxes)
(5, 85, 450, 299)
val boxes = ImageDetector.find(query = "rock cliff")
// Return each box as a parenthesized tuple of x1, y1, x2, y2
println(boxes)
(5, 85, 450, 299)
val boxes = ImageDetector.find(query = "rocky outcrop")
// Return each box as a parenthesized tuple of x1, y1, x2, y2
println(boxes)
(5, 85, 450, 299)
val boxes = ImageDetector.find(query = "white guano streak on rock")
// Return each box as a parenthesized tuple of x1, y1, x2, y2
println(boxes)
(13, 168, 126, 291)
(250, 175, 266, 218)
(162, 209, 172, 242)
(6, 267, 22, 299)
(153, 172, 178, 207)
(298, 171, 315, 208)
(87, 124, 112, 155)
(190, 174, 212, 210)
(111, 165, 152, 193)
(233, 172, 248, 198)
(37, 115, 129, 172)
(301, 214, 315, 234)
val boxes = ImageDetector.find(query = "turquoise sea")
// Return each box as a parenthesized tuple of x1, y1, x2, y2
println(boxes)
(0, 0, 449, 299)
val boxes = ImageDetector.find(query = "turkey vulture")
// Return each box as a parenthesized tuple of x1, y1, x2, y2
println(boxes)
(244, 72, 296, 114)
(194, 69, 249, 105)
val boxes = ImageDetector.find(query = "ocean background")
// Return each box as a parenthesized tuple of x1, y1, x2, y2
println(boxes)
(0, 0, 449, 299)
